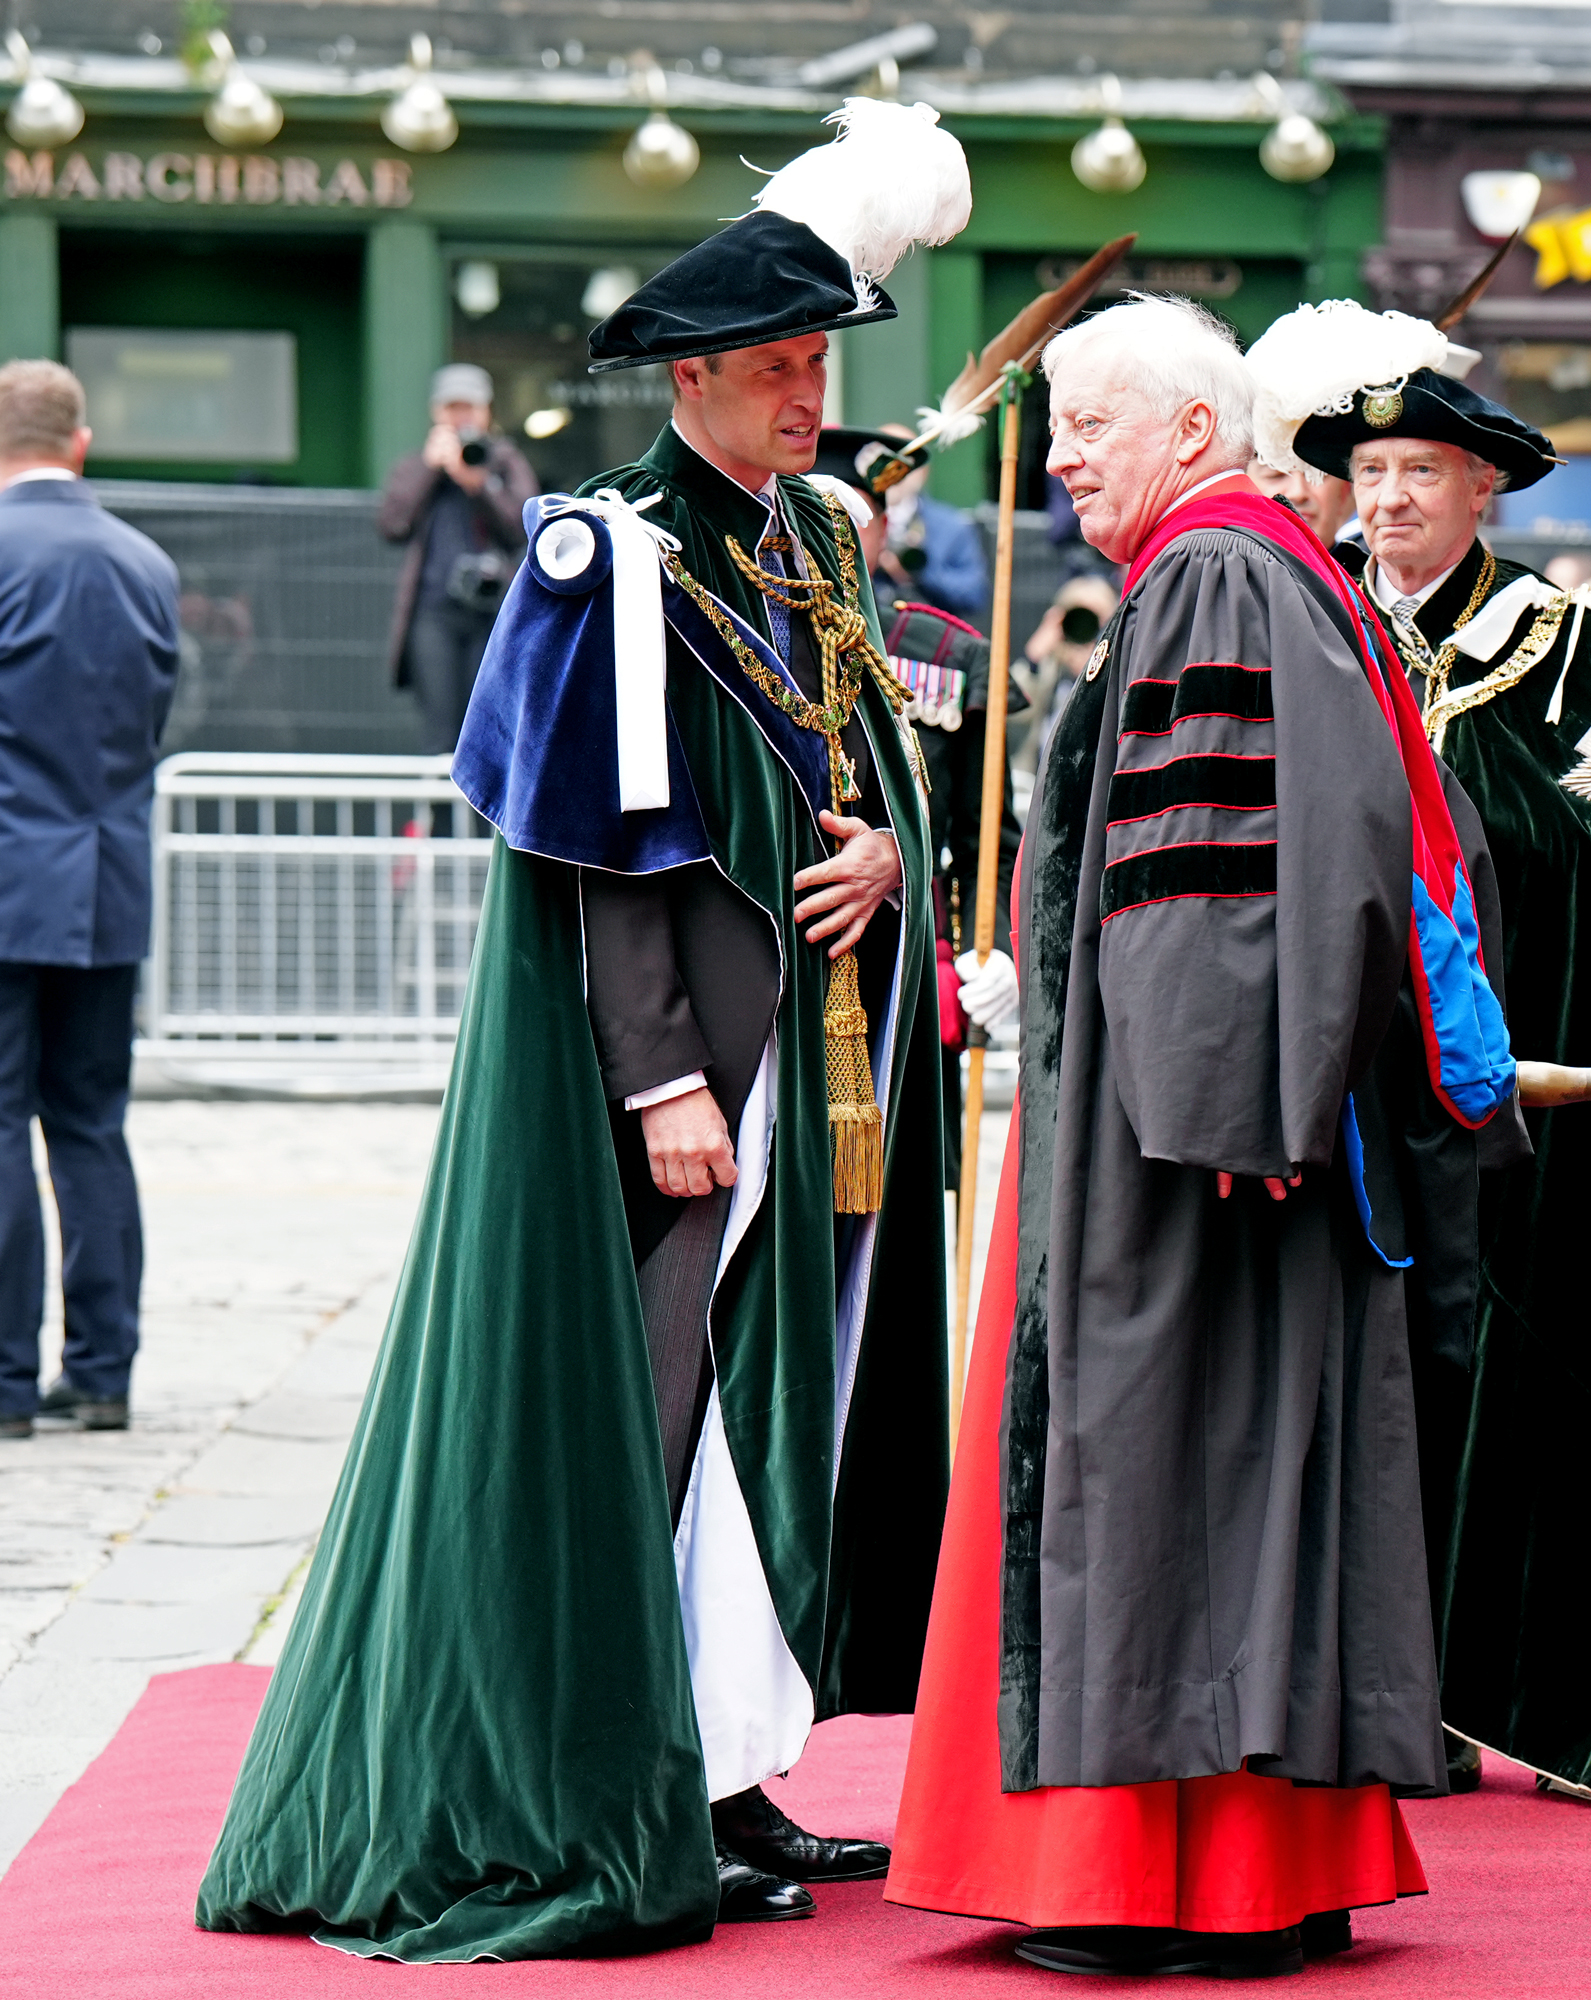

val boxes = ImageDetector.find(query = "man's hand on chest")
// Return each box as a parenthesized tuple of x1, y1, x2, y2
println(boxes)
(793, 810, 903, 958)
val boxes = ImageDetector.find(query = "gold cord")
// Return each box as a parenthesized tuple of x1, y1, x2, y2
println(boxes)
(1387, 552, 1572, 753)
(1388, 552, 1491, 748)
(679, 491, 905, 1214)
(1423, 596, 1571, 753)
(664, 495, 922, 805)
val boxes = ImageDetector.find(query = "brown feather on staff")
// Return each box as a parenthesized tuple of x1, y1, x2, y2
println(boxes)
(874, 233, 1137, 486)
(1436, 230, 1519, 333)
(941, 232, 1139, 419)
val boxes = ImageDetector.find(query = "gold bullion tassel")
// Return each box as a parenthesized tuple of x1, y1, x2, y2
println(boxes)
(824, 947, 884, 1214)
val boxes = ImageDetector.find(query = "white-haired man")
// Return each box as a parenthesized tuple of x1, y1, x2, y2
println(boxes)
(886, 297, 1516, 1978)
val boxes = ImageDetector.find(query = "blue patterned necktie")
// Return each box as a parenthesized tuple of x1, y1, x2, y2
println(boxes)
(755, 493, 792, 663)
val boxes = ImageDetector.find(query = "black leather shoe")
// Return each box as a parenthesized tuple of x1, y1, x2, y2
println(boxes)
(0, 1413, 33, 1439)
(36, 1376, 82, 1417)
(711, 1785, 890, 1883)
(77, 1398, 129, 1431)
(715, 1842, 815, 1922)
(1301, 1910, 1352, 1958)
(1447, 1737, 1482, 1793)
(1017, 1925, 1304, 1978)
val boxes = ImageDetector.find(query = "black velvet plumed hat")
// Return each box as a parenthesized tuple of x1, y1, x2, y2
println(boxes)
(587, 214, 896, 375)
(808, 424, 928, 500)
(587, 99, 973, 375)
(1294, 369, 1559, 492)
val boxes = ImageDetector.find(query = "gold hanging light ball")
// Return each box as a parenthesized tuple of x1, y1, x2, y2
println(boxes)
(382, 34, 459, 153)
(4, 33, 84, 147)
(1260, 112, 1335, 184)
(1071, 117, 1146, 195)
(623, 109, 700, 191)
(202, 37, 284, 147)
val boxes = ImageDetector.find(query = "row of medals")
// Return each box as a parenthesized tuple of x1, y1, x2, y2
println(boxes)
(900, 688, 964, 732)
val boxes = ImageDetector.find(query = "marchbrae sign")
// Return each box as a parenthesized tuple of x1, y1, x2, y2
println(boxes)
(2, 150, 413, 208)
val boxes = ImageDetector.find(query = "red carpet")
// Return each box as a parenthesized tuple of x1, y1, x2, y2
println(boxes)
(1, 1664, 1588, 1997)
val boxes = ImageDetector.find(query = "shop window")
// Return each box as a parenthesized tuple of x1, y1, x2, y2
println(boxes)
(67, 328, 298, 464)
(447, 255, 674, 491)
(58, 232, 361, 486)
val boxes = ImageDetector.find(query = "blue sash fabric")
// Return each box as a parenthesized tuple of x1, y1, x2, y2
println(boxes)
(452, 497, 831, 874)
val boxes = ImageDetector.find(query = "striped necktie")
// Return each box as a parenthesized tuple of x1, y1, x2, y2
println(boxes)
(755, 496, 792, 663)
(1389, 595, 1437, 670)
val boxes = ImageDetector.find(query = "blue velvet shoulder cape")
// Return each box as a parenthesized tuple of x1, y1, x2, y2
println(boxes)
(452, 493, 830, 872)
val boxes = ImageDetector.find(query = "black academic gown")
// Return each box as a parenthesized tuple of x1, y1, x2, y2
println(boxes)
(1002, 525, 1448, 1798)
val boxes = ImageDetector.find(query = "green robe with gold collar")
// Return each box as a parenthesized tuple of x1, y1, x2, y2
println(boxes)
(195, 425, 948, 1959)
(1347, 535, 1591, 1785)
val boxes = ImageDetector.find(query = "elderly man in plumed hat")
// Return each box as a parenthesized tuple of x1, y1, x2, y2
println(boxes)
(1246, 302, 1591, 1804)
(886, 295, 1518, 1979)
(196, 102, 971, 1959)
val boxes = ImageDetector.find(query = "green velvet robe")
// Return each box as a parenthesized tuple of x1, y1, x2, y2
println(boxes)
(1362, 538, 1591, 1785)
(195, 425, 949, 1960)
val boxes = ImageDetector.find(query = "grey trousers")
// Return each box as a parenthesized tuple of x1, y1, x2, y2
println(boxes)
(636, 1182, 732, 1527)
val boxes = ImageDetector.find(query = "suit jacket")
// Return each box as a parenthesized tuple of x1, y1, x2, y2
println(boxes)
(886, 492, 989, 622)
(0, 478, 179, 966)
(377, 439, 537, 685)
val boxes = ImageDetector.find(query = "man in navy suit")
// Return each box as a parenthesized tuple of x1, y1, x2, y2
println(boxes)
(0, 360, 179, 1439)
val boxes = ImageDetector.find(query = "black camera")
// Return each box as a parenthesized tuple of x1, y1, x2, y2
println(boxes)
(457, 427, 490, 468)
(1061, 604, 1102, 646)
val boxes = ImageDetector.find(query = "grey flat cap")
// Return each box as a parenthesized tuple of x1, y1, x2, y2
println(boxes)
(430, 363, 494, 406)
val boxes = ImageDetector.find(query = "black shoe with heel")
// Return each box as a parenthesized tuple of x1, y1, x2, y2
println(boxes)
(37, 1376, 81, 1417)
(37, 1379, 127, 1430)
(1301, 1909, 1353, 1958)
(710, 1784, 890, 1883)
(1447, 1737, 1483, 1793)
(714, 1841, 815, 1922)
(1017, 1925, 1305, 1978)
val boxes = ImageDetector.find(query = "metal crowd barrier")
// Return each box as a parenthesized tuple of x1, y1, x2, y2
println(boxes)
(94, 481, 421, 757)
(137, 753, 492, 1097)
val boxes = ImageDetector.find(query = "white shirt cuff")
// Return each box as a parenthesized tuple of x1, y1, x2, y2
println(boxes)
(624, 1071, 707, 1111)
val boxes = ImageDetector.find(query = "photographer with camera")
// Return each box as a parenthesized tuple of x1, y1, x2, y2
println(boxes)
(379, 363, 536, 753)
(868, 422, 988, 623)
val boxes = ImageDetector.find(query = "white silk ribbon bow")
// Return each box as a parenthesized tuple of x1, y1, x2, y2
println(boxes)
(533, 489, 681, 814)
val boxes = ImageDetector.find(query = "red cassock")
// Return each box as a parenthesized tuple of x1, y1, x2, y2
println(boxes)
(885, 1102, 1428, 1933)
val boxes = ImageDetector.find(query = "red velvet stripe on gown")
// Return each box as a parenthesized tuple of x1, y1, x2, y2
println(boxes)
(884, 1100, 1429, 1933)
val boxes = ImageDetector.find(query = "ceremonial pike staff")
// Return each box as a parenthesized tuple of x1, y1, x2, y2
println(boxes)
(878, 233, 1136, 1440)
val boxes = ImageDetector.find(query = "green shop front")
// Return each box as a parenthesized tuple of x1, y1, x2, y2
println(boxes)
(0, 78, 1384, 750)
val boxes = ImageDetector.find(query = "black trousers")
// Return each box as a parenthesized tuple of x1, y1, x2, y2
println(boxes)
(405, 602, 495, 755)
(0, 963, 142, 1416)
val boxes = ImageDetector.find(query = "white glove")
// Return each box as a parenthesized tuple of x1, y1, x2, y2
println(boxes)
(954, 948, 1020, 1029)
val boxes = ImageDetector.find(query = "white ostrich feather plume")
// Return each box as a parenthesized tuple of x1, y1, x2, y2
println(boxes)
(915, 401, 986, 448)
(751, 99, 972, 291)
(1245, 299, 1450, 475)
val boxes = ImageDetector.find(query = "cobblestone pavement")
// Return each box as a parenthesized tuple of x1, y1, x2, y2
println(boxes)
(0, 1101, 441, 1877)
(0, 1089, 1013, 1882)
